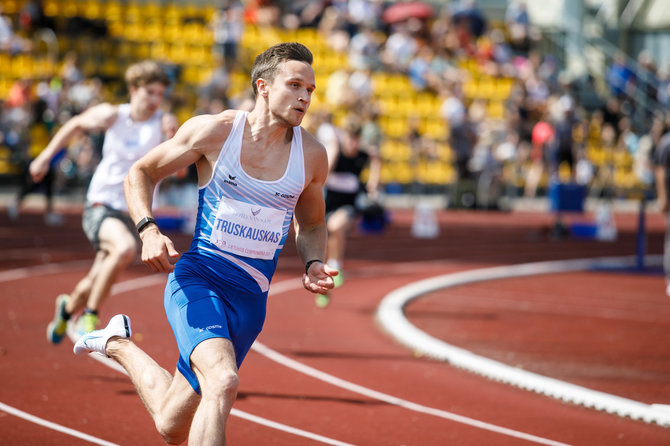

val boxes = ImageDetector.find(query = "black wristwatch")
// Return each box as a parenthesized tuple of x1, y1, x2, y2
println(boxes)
(136, 216, 157, 234)
(305, 259, 323, 274)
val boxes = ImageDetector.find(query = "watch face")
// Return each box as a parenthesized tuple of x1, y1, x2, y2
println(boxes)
(137, 217, 155, 232)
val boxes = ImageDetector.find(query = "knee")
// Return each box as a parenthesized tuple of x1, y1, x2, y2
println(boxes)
(110, 242, 137, 267)
(155, 417, 188, 445)
(202, 369, 239, 401)
(327, 218, 346, 234)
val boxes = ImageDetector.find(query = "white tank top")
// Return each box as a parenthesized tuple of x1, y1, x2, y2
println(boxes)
(86, 104, 164, 211)
(188, 110, 306, 292)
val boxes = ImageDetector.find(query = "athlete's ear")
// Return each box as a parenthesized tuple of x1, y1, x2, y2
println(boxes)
(256, 78, 269, 97)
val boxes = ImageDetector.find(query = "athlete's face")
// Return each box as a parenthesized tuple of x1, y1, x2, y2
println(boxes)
(264, 60, 315, 127)
(130, 81, 167, 121)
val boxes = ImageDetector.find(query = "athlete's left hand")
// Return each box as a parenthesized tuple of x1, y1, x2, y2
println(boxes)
(303, 262, 338, 294)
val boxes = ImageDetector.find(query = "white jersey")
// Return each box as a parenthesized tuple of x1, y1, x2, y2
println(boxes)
(187, 110, 306, 293)
(86, 104, 163, 211)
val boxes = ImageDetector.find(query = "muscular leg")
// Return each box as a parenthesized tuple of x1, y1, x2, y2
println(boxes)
(106, 337, 200, 444)
(326, 208, 352, 268)
(85, 218, 138, 312)
(107, 336, 237, 445)
(188, 337, 239, 446)
(64, 250, 106, 315)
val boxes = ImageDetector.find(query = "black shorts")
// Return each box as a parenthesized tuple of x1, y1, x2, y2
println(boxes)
(82, 204, 136, 250)
(324, 190, 358, 219)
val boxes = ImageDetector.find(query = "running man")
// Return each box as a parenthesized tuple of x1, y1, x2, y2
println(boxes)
(74, 42, 337, 444)
(316, 114, 381, 307)
(32, 60, 174, 341)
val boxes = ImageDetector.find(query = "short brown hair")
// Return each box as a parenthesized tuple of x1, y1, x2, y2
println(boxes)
(125, 60, 171, 89)
(250, 42, 313, 96)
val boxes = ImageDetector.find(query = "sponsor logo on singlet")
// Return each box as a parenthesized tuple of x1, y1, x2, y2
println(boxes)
(224, 174, 238, 187)
(274, 191, 296, 199)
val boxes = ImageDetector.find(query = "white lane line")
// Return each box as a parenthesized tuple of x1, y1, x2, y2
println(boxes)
(82, 354, 356, 446)
(376, 255, 670, 427)
(0, 260, 90, 283)
(31, 261, 570, 445)
(98, 270, 573, 446)
(65, 263, 573, 445)
(9, 259, 597, 445)
(230, 409, 355, 446)
(85, 273, 357, 445)
(3, 260, 355, 446)
(0, 402, 120, 446)
(251, 341, 571, 446)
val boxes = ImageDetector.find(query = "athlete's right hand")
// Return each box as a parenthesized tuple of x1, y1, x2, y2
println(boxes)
(29, 157, 49, 183)
(139, 226, 180, 272)
(303, 262, 338, 294)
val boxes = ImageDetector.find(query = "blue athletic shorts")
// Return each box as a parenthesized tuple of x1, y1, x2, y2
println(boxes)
(164, 253, 267, 394)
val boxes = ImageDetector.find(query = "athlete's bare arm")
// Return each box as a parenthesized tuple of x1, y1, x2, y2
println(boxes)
(294, 129, 338, 294)
(124, 110, 236, 272)
(30, 103, 119, 182)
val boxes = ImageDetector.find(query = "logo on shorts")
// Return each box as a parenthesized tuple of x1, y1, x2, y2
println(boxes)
(198, 324, 223, 333)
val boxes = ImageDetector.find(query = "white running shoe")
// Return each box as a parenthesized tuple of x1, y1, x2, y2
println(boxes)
(73, 314, 131, 357)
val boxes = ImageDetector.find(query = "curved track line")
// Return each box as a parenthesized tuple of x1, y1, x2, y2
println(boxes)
(229, 409, 356, 446)
(16, 260, 573, 446)
(0, 401, 120, 446)
(0, 260, 354, 445)
(251, 342, 571, 446)
(376, 255, 670, 427)
(0, 260, 90, 283)
(85, 353, 356, 446)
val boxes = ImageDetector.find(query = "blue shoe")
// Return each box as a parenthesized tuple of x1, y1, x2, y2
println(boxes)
(73, 314, 132, 357)
(46, 294, 69, 344)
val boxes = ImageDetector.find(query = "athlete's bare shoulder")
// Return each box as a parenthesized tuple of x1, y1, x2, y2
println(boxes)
(74, 102, 119, 131)
(300, 127, 326, 155)
(300, 126, 328, 183)
(174, 109, 240, 152)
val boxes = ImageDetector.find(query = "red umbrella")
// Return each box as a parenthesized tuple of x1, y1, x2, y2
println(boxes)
(382, 1, 435, 24)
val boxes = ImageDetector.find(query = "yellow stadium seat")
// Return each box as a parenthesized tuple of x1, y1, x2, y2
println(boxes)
(82, 1, 102, 20)
(62, 0, 78, 18)
(487, 100, 505, 120)
(44, 0, 59, 17)
(143, 18, 164, 43)
(11, 54, 34, 78)
(124, 21, 143, 42)
(169, 42, 189, 64)
(187, 44, 211, 66)
(492, 77, 514, 100)
(394, 162, 414, 184)
(0, 53, 10, 76)
(150, 41, 169, 61)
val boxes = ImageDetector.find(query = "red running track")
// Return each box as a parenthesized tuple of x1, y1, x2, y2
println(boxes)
(1, 205, 669, 445)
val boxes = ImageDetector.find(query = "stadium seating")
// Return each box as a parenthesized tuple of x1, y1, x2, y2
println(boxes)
(0, 0, 648, 195)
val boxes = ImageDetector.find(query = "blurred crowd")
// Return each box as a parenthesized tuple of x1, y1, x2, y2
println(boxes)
(1, 0, 668, 212)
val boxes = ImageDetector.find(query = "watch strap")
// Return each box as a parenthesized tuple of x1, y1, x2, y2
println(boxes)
(136, 216, 157, 234)
(305, 259, 323, 274)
